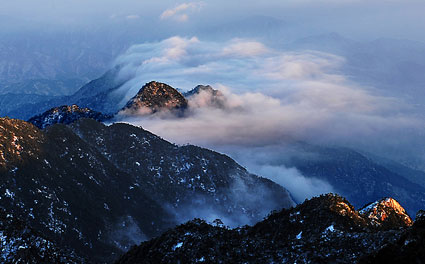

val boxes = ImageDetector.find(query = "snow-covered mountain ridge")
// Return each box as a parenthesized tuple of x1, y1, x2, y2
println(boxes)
(0, 117, 294, 262)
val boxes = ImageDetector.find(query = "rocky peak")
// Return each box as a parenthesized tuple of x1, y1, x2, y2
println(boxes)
(359, 211, 425, 263)
(251, 193, 412, 243)
(359, 198, 413, 228)
(184, 85, 219, 97)
(121, 81, 188, 115)
(27, 104, 111, 129)
(257, 193, 369, 234)
(184, 84, 226, 108)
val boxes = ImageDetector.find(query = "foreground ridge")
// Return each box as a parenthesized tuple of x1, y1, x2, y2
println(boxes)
(0, 117, 294, 263)
(359, 210, 425, 263)
(116, 193, 415, 264)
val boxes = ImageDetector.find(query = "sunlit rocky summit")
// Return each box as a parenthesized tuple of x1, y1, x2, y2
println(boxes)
(120, 81, 188, 115)
(359, 197, 413, 228)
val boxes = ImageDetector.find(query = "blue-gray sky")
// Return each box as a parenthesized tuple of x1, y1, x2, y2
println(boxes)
(1, 0, 425, 42)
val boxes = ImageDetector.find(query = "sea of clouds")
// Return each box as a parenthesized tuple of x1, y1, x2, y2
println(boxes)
(111, 36, 425, 205)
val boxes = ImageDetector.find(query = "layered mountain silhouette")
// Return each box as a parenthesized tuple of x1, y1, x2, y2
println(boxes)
(3, 76, 425, 262)
(283, 143, 425, 216)
(4, 66, 124, 119)
(0, 117, 294, 262)
(115, 193, 416, 264)
(24, 80, 425, 218)
(25, 81, 224, 127)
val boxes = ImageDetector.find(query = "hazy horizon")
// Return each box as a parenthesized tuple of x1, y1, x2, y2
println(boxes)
(2, 0, 425, 42)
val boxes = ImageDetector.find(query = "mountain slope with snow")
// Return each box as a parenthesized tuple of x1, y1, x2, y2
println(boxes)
(0, 117, 294, 262)
(116, 194, 414, 264)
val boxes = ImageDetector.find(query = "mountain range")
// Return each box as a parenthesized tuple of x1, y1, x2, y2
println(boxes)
(23, 80, 425, 218)
(1, 66, 425, 262)
(0, 116, 293, 262)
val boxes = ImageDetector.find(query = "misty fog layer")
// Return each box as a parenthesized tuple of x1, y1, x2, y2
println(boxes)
(112, 36, 425, 202)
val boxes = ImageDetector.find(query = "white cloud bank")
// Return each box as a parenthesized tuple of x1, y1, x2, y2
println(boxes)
(113, 36, 425, 201)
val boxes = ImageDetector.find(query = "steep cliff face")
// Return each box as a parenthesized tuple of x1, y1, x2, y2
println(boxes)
(115, 194, 413, 264)
(120, 81, 188, 115)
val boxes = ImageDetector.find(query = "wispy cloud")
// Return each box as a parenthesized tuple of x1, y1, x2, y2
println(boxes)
(112, 36, 425, 201)
(160, 2, 204, 22)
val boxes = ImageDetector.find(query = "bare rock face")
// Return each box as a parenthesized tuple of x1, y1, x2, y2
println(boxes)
(359, 198, 413, 229)
(121, 81, 188, 115)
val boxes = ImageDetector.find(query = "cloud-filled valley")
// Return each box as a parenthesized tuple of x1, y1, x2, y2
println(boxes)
(111, 36, 425, 202)
(3, 1, 425, 262)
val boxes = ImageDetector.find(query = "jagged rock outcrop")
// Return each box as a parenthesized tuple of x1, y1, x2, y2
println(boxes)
(359, 197, 413, 229)
(115, 194, 413, 264)
(27, 104, 112, 129)
(120, 81, 188, 115)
